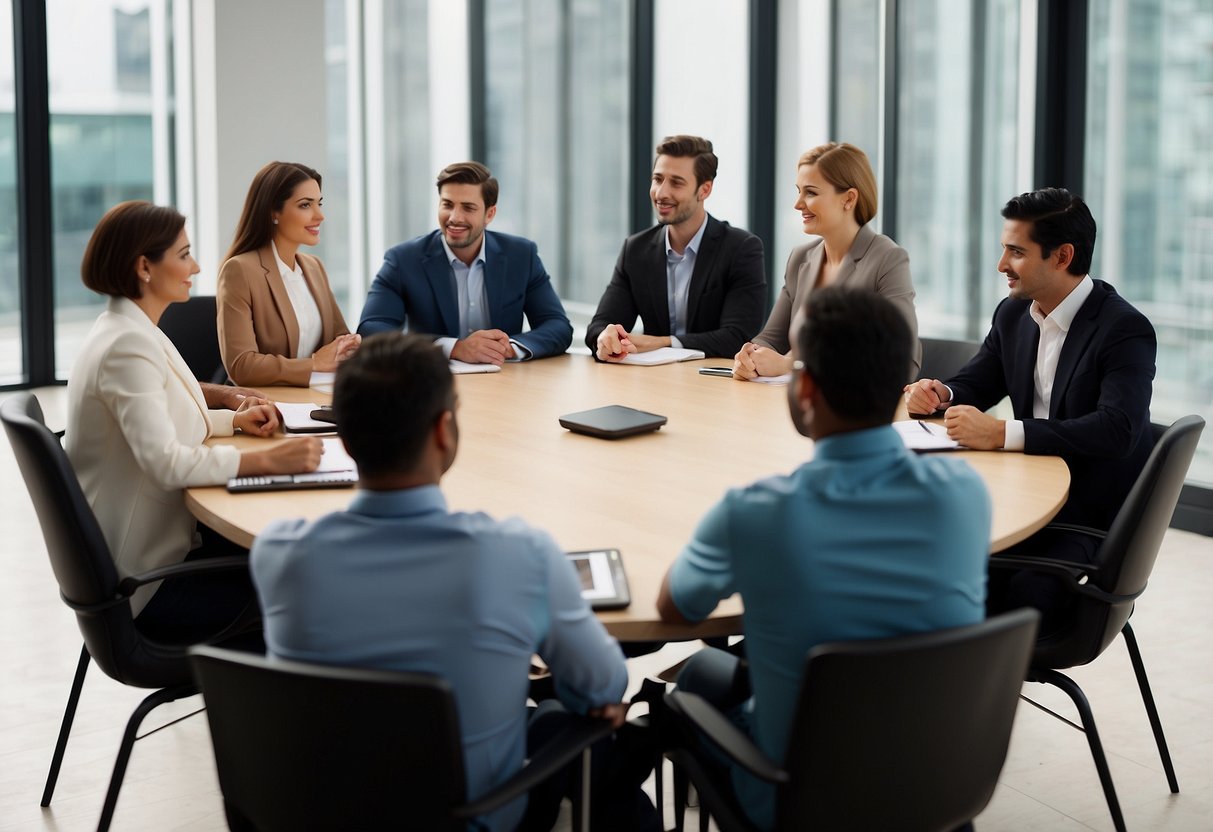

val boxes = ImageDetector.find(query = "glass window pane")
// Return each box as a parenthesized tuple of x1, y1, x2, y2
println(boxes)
(484, 0, 629, 308)
(0, 0, 20, 384)
(894, 0, 1022, 342)
(653, 0, 749, 229)
(1085, 0, 1213, 485)
(833, 0, 882, 193)
(47, 0, 167, 378)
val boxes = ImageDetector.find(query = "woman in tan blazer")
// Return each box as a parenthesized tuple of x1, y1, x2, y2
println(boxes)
(218, 161, 360, 386)
(733, 142, 921, 381)
(67, 201, 321, 631)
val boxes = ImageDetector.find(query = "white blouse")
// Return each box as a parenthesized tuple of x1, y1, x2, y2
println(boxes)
(272, 241, 323, 358)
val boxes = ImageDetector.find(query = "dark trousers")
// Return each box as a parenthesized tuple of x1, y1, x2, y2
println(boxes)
(988, 527, 1100, 637)
(134, 524, 264, 651)
(519, 700, 661, 832)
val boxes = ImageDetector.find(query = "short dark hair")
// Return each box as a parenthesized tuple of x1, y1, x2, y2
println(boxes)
(796, 287, 912, 424)
(655, 135, 718, 187)
(1001, 187, 1096, 276)
(81, 201, 186, 299)
(436, 161, 499, 209)
(226, 161, 323, 260)
(332, 333, 455, 478)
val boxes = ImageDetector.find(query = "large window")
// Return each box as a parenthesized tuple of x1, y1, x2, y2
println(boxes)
(1085, 0, 1213, 484)
(483, 0, 629, 309)
(0, 0, 19, 384)
(46, 0, 172, 378)
(894, 0, 1026, 339)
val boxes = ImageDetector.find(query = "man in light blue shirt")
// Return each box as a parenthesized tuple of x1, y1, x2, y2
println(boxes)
(658, 287, 990, 830)
(251, 333, 630, 831)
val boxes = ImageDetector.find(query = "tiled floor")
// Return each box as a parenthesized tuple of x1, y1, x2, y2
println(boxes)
(1, 386, 1210, 831)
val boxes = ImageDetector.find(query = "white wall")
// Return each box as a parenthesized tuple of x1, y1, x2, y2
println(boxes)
(190, 0, 328, 289)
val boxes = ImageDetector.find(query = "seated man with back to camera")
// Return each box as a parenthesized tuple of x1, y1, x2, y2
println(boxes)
(586, 134, 766, 361)
(904, 187, 1156, 636)
(357, 162, 573, 365)
(659, 287, 991, 831)
(250, 333, 658, 831)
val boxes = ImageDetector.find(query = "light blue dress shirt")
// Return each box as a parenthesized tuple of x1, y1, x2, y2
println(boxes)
(664, 215, 709, 347)
(669, 425, 990, 830)
(436, 236, 528, 360)
(251, 486, 628, 832)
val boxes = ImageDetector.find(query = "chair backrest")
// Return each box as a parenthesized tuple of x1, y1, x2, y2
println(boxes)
(190, 646, 470, 832)
(158, 295, 227, 384)
(779, 609, 1039, 832)
(918, 337, 981, 382)
(0, 393, 173, 686)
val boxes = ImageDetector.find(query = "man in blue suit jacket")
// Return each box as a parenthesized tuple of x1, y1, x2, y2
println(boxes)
(358, 162, 573, 363)
(906, 188, 1157, 634)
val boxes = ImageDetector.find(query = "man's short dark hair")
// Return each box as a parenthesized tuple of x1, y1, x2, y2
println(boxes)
(655, 135, 718, 187)
(333, 333, 455, 478)
(436, 161, 499, 209)
(797, 287, 912, 424)
(1001, 187, 1096, 276)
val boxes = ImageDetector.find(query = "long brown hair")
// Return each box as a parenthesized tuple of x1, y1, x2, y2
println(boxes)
(225, 161, 322, 260)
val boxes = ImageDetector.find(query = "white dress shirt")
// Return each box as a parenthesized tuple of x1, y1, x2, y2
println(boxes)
(1001, 275, 1095, 450)
(272, 241, 323, 359)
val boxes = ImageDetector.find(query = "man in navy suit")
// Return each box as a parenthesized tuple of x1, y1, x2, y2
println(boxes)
(587, 135, 766, 360)
(905, 188, 1157, 634)
(358, 161, 573, 363)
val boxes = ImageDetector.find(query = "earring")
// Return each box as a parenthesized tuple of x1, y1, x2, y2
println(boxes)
(142, 275, 150, 283)
(272, 218, 279, 225)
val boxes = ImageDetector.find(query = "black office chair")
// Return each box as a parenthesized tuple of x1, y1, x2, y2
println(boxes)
(158, 295, 228, 384)
(1, 393, 252, 832)
(661, 609, 1040, 832)
(991, 414, 1205, 832)
(190, 646, 614, 831)
(918, 336, 981, 382)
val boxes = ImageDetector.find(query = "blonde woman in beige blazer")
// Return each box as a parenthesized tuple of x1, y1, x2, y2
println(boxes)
(218, 161, 360, 387)
(67, 202, 321, 628)
(734, 143, 921, 381)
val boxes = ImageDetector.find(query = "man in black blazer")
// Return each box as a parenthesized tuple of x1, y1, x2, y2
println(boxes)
(905, 188, 1157, 634)
(586, 135, 766, 360)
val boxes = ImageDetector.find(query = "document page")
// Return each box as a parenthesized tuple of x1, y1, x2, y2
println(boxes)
(449, 360, 503, 374)
(277, 401, 336, 433)
(893, 419, 961, 451)
(316, 437, 357, 473)
(618, 347, 706, 366)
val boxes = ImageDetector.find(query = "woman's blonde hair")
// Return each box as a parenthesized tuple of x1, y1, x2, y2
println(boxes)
(798, 142, 878, 226)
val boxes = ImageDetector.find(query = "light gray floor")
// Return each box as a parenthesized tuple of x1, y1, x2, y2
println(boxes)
(1, 386, 1210, 831)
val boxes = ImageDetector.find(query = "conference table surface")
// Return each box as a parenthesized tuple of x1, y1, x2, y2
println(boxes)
(187, 354, 1070, 641)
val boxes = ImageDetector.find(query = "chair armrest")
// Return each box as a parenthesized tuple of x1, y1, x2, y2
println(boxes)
(1044, 522, 1107, 541)
(988, 555, 1144, 604)
(117, 556, 251, 595)
(453, 715, 615, 819)
(665, 691, 788, 785)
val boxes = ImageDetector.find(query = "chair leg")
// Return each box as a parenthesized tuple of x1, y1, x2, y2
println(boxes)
(1032, 669, 1127, 832)
(42, 644, 90, 807)
(1122, 622, 1180, 793)
(96, 684, 195, 832)
(673, 762, 689, 832)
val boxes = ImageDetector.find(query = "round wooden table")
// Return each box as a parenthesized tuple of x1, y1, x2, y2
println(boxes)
(187, 355, 1070, 640)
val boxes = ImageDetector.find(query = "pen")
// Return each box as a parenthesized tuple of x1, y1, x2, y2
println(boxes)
(918, 420, 933, 434)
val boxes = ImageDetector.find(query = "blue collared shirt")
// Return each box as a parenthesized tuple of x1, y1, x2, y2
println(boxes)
(669, 425, 989, 830)
(664, 215, 709, 346)
(251, 486, 628, 832)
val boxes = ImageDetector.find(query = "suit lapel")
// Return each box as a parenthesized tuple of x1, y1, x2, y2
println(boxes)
(482, 232, 504, 329)
(685, 217, 720, 326)
(1049, 286, 1103, 419)
(645, 228, 671, 334)
(259, 246, 300, 358)
(422, 232, 459, 336)
(798, 244, 826, 305)
(1011, 311, 1040, 418)
(834, 224, 874, 287)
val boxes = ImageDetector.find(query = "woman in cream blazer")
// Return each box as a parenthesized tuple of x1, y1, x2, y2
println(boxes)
(67, 201, 321, 627)
(218, 161, 359, 387)
(734, 143, 921, 381)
